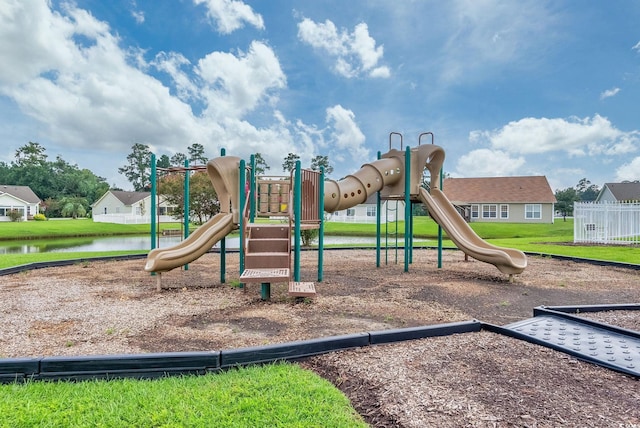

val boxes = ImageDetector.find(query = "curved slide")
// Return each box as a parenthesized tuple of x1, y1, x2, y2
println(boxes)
(145, 213, 235, 273)
(418, 187, 527, 275)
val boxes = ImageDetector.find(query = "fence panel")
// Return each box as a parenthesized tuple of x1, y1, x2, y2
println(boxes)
(574, 201, 640, 244)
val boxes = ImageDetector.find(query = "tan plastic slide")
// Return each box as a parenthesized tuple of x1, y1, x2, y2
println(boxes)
(144, 212, 235, 273)
(418, 187, 527, 275)
(144, 156, 241, 274)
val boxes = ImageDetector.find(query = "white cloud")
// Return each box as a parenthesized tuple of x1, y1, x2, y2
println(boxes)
(470, 115, 639, 157)
(633, 41, 640, 52)
(196, 41, 286, 119)
(131, 10, 145, 24)
(297, 19, 390, 79)
(193, 0, 264, 34)
(600, 87, 620, 100)
(455, 149, 525, 177)
(615, 157, 640, 182)
(325, 105, 368, 161)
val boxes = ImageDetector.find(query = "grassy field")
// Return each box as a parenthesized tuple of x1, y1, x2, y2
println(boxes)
(0, 363, 366, 428)
(1, 217, 639, 268)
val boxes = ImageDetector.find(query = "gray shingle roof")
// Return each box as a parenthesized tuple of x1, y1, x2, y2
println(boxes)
(0, 185, 41, 203)
(110, 190, 150, 206)
(601, 182, 640, 201)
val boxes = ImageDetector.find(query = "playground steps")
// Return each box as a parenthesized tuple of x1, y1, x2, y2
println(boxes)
(243, 224, 291, 270)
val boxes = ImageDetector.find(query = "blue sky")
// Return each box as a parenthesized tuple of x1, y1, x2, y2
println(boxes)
(1, 0, 639, 192)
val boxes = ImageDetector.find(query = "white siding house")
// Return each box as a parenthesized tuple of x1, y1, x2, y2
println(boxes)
(92, 190, 176, 224)
(327, 195, 405, 223)
(595, 182, 640, 203)
(443, 176, 557, 224)
(0, 185, 41, 221)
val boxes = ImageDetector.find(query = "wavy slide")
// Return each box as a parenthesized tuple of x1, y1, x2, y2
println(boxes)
(418, 187, 527, 275)
(145, 212, 235, 273)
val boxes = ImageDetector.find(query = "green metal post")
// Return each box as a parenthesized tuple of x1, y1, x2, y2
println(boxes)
(239, 159, 246, 279)
(376, 151, 381, 268)
(150, 153, 157, 251)
(404, 146, 411, 272)
(183, 159, 190, 271)
(249, 154, 256, 222)
(438, 168, 443, 268)
(293, 160, 302, 282)
(318, 166, 325, 282)
(220, 148, 226, 283)
(261, 283, 270, 300)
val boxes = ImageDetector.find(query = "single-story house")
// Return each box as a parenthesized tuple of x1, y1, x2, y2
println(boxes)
(0, 185, 41, 221)
(442, 176, 556, 223)
(327, 194, 405, 223)
(595, 182, 640, 203)
(92, 190, 176, 224)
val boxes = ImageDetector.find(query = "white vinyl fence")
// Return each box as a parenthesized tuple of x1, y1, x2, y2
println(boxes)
(574, 201, 640, 244)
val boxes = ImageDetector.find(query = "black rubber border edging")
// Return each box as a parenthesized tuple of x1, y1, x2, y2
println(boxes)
(0, 254, 149, 276)
(0, 320, 481, 383)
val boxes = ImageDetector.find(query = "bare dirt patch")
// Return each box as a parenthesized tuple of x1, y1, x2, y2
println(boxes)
(1, 249, 640, 427)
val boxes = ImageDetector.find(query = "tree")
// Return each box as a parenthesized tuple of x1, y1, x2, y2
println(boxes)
(170, 152, 187, 167)
(282, 153, 300, 173)
(157, 171, 218, 224)
(156, 154, 171, 169)
(59, 196, 88, 219)
(554, 187, 580, 220)
(310, 155, 334, 175)
(118, 143, 152, 191)
(576, 178, 599, 201)
(253, 152, 270, 175)
(14, 141, 47, 167)
(187, 143, 208, 165)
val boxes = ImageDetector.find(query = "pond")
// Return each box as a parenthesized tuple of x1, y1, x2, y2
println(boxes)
(0, 235, 427, 254)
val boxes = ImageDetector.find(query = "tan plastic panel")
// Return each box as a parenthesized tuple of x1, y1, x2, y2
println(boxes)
(145, 213, 235, 273)
(418, 187, 527, 275)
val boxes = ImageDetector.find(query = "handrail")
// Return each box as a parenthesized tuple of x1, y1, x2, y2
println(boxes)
(418, 132, 434, 146)
(241, 191, 251, 260)
(389, 132, 403, 151)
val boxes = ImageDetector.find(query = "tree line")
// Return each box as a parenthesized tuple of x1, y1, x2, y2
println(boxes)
(0, 142, 109, 218)
(118, 144, 334, 224)
(554, 178, 600, 218)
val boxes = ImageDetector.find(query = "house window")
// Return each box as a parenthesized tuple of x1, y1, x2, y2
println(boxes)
(482, 204, 497, 218)
(104, 207, 107, 214)
(346, 208, 355, 217)
(525, 204, 542, 219)
(500, 204, 509, 219)
(471, 205, 479, 219)
(366, 206, 376, 217)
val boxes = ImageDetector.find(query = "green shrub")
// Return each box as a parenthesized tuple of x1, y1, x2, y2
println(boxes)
(8, 210, 23, 222)
(33, 213, 47, 221)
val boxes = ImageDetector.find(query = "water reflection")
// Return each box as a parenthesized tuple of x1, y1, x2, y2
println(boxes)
(0, 235, 424, 254)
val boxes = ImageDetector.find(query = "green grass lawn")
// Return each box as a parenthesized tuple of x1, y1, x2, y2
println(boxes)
(0, 363, 367, 428)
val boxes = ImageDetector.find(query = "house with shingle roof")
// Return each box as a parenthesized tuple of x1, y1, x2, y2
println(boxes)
(91, 190, 176, 224)
(595, 182, 640, 203)
(442, 176, 556, 223)
(0, 185, 41, 221)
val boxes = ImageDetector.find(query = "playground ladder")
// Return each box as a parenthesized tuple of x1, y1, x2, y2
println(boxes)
(239, 223, 316, 298)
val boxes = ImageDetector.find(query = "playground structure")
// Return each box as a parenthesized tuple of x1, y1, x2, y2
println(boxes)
(145, 137, 527, 294)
